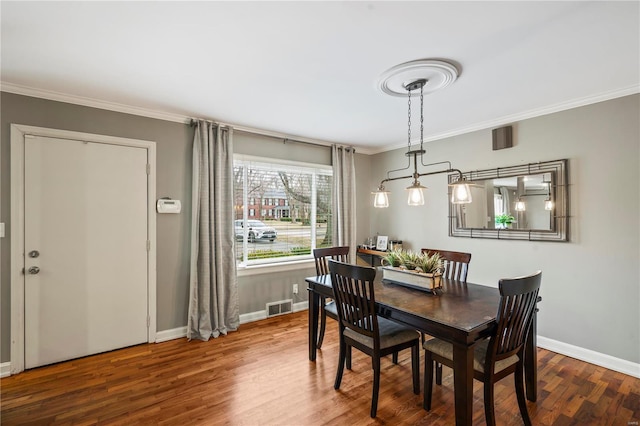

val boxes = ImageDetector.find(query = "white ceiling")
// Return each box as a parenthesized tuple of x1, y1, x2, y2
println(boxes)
(1, 1, 638, 153)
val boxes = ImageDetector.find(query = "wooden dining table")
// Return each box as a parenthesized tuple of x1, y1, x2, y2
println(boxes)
(306, 270, 540, 426)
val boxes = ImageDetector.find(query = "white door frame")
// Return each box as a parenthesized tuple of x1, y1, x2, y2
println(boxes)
(10, 124, 157, 375)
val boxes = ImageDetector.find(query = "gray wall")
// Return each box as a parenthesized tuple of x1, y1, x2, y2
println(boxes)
(6, 91, 634, 366)
(0, 92, 371, 362)
(1, 92, 193, 361)
(369, 94, 640, 364)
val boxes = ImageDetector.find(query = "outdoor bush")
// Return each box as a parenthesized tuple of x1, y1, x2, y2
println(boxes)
(246, 246, 311, 260)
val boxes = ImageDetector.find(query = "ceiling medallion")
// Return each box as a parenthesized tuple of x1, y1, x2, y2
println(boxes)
(377, 59, 459, 97)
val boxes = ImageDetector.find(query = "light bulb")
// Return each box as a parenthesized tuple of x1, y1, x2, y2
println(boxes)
(407, 186, 425, 206)
(373, 191, 389, 208)
(451, 182, 472, 204)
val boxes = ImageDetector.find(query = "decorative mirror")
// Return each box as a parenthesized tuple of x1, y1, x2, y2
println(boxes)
(449, 159, 568, 241)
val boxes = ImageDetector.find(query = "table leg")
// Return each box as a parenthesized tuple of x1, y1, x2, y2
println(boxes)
(525, 306, 539, 401)
(308, 286, 319, 361)
(452, 343, 474, 426)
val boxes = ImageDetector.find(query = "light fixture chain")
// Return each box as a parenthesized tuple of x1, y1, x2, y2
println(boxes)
(407, 89, 412, 151)
(420, 83, 424, 151)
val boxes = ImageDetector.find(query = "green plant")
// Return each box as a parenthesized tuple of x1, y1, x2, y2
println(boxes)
(415, 252, 443, 274)
(381, 250, 403, 267)
(383, 250, 443, 275)
(495, 214, 515, 225)
(398, 250, 422, 270)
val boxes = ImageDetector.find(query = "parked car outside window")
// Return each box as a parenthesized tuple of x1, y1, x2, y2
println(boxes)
(234, 220, 277, 242)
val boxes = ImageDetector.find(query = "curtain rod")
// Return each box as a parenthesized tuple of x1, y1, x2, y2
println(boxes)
(189, 118, 354, 152)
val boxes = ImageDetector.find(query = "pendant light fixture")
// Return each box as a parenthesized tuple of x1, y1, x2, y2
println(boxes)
(372, 60, 471, 208)
(544, 198, 554, 211)
(514, 198, 526, 212)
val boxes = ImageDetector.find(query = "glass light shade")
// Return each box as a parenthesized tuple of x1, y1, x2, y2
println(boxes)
(544, 198, 554, 211)
(515, 199, 526, 212)
(372, 189, 389, 208)
(406, 182, 426, 206)
(450, 181, 472, 204)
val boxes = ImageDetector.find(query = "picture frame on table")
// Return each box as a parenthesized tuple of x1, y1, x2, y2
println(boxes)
(376, 235, 388, 251)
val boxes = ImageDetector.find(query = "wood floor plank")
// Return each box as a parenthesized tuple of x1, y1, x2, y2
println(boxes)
(1, 311, 638, 425)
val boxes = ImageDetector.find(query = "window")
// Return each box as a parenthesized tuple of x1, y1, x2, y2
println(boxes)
(234, 155, 333, 266)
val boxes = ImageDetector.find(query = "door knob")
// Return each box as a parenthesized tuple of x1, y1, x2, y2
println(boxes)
(28, 266, 40, 275)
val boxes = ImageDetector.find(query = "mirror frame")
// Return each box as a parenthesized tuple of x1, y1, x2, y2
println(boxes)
(448, 159, 569, 241)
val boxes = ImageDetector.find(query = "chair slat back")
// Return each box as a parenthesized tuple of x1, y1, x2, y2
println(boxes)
(489, 271, 542, 365)
(313, 246, 349, 276)
(421, 249, 472, 282)
(328, 259, 378, 339)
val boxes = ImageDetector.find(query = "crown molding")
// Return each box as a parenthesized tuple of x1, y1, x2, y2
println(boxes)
(0, 81, 367, 153)
(2, 81, 636, 156)
(0, 81, 190, 124)
(370, 84, 640, 154)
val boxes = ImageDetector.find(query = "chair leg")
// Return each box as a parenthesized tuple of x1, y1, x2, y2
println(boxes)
(371, 356, 381, 418)
(423, 351, 434, 410)
(515, 361, 533, 426)
(392, 351, 399, 364)
(334, 336, 346, 390)
(317, 303, 327, 349)
(436, 362, 443, 385)
(411, 344, 420, 394)
(483, 380, 496, 426)
(346, 345, 352, 370)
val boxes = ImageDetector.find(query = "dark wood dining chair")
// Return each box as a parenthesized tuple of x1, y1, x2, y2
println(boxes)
(312, 246, 349, 349)
(421, 248, 471, 282)
(423, 270, 542, 426)
(421, 248, 472, 382)
(328, 259, 420, 418)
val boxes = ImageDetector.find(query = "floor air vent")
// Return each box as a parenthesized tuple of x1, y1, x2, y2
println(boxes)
(266, 299, 293, 318)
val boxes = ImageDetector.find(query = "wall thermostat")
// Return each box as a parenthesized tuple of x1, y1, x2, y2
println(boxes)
(157, 198, 181, 214)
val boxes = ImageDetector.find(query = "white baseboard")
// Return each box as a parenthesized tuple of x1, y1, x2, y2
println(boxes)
(537, 336, 640, 378)
(239, 310, 267, 324)
(293, 301, 309, 313)
(155, 326, 188, 343)
(1, 362, 11, 378)
(155, 301, 311, 341)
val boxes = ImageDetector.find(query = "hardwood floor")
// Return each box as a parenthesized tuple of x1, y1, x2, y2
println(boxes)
(1, 311, 638, 425)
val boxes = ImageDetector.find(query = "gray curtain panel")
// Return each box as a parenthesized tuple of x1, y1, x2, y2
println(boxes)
(331, 145, 357, 262)
(188, 120, 239, 340)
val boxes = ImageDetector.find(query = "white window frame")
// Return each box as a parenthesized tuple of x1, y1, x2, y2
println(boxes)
(234, 154, 332, 272)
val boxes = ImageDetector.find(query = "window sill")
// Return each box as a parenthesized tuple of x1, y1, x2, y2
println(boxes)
(236, 258, 315, 277)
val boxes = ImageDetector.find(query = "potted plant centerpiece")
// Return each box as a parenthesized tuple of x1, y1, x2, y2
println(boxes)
(381, 250, 444, 292)
(495, 214, 515, 229)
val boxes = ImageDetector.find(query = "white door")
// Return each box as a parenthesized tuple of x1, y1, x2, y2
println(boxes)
(24, 136, 149, 369)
